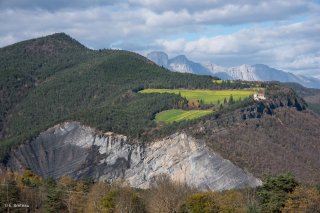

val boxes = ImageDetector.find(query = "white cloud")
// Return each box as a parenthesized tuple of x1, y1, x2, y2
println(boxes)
(129, 0, 316, 15)
(0, 0, 118, 11)
(284, 56, 320, 70)
(0, 6, 155, 48)
(155, 19, 320, 75)
(0, 34, 17, 47)
(0, 0, 319, 77)
(155, 38, 187, 53)
(130, 0, 320, 25)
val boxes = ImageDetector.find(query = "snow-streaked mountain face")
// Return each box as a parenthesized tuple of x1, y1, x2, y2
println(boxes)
(147, 51, 212, 75)
(169, 55, 193, 73)
(147, 51, 320, 89)
(169, 55, 213, 75)
(205, 63, 320, 89)
(146, 51, 169, 68)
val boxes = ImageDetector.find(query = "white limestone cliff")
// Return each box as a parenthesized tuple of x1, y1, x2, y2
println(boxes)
(7, 122, 261, 191)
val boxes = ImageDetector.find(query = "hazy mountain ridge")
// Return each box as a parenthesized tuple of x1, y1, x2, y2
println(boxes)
(146, 51, 212, 75)
(147, 51, 320, 89)
(205, 63, 320, 89)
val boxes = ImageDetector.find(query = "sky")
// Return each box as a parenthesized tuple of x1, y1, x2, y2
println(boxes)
(0, 0, 319, 78)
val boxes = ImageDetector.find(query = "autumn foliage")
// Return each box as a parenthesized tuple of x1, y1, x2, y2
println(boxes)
(0, 171, 318, 212)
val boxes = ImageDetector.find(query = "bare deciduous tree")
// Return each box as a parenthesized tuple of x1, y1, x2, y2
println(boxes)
(145, 174, 194, 213)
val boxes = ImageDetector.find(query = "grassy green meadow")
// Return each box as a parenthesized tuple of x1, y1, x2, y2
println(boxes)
(213, 79, 223, 84)
(155, 109, 212, 123)
(140, 89, 254, 104)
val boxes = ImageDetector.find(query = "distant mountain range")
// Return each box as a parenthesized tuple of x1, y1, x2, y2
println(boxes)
(147, 51, 212, 76)
(147, 51, 320, 89)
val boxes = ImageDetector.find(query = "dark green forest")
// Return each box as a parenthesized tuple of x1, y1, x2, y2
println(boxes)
(0, 33, 221, 161)
(0, 33, 314, 164)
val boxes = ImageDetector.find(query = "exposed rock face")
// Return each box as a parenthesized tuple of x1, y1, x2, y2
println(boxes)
(147, 51, 213, 76)
(146, 51, 169, 68)
(7, 122, 261, 191)
(168, 55, 210, 75)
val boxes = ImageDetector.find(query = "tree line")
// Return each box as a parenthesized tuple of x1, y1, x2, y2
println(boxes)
(0, 170, 319, 213)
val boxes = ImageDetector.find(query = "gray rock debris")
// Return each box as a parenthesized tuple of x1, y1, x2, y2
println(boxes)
(7, 122, 261, 191)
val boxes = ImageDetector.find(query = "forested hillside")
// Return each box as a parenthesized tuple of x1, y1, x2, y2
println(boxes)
(0, 33, 217, 161)
(1, 33, 320, 187)
(0, 33, 93, 139)
(191, 108, 320, 184)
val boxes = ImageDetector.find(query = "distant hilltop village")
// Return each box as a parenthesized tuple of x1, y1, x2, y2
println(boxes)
(253, 93, 266, 101)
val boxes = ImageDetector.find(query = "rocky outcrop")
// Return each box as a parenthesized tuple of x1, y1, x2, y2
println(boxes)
(7, 122, 261, 191)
